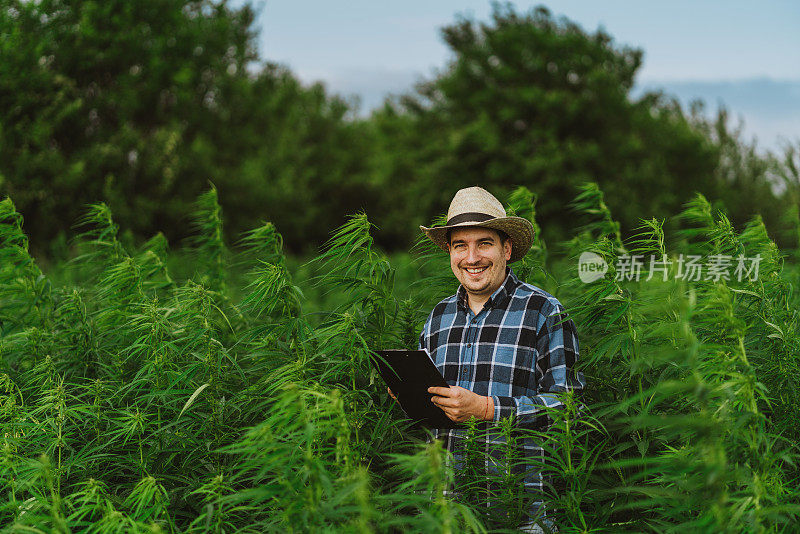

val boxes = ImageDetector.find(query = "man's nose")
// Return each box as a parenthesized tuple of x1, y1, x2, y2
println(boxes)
(466, 245, 480, 264)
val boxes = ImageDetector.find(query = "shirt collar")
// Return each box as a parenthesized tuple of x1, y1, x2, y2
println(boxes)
(457, 267, 519, 313)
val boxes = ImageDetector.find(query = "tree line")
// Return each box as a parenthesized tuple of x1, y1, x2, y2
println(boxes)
(2, 0, 797, 257)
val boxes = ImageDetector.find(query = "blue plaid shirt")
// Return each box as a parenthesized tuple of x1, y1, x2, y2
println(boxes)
(418, 267, 585, 518)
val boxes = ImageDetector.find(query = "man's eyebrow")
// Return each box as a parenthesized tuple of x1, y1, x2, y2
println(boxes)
(451, 236, 495, 245)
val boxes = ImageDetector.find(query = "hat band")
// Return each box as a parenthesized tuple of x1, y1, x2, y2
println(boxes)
(446, 212, 496, 226)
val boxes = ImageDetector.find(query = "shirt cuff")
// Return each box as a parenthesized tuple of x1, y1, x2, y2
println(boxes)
(491, 395, 515, 422)
(491, 395, 553, 428)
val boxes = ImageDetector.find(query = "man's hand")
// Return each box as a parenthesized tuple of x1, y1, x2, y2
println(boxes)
(428, 386, 494, 422)
(387, 387, 397, 401)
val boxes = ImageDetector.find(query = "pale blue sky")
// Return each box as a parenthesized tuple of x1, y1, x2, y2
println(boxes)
(242, 1, 800, 150)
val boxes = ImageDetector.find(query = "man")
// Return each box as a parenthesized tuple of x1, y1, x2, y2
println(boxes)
(416, 186, 585, 532)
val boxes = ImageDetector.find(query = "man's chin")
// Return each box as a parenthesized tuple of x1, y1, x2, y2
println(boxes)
(463, 280, 490, 294)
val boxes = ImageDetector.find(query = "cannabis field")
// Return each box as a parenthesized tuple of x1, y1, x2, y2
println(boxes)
(2, 185, 799, 533)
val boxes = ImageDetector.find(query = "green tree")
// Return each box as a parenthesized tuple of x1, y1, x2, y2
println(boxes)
(0, 0, 259, 251)
(205, 68, 378, 253)
(368, 3, 756, 246)
(688, 104, 795, 247)
(1, 0, 380, 255)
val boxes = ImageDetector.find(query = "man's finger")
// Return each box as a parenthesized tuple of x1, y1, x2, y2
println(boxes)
(428, 386, 456, 397)
(431, 395, 458, 408)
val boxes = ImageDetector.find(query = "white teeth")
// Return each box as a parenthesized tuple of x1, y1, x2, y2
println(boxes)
(465, 266, 487, 274)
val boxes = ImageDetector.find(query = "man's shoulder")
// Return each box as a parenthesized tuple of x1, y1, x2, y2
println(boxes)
(509, 278, 565, 315)
(427, 292, 460, 318)
(419, 293, 459, 338)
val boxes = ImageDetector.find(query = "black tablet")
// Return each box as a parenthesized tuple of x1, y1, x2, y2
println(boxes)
(370, 349, 460, 429)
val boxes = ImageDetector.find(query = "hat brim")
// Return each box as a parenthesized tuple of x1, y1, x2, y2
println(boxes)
(420, 216, 535, 263)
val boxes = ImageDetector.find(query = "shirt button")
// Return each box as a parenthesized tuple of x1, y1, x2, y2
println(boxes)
(467, 343, 472, 348)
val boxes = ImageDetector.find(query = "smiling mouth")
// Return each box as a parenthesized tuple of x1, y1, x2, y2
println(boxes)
(464, 266, 488, 275)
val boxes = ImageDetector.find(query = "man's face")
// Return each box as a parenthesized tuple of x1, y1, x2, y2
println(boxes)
(447, 227, 512, 299)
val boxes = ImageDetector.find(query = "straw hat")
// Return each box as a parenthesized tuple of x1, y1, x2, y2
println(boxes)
(420, 186, 534, 263)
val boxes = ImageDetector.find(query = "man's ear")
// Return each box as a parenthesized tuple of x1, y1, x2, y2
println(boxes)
(504, 238, 512, 261)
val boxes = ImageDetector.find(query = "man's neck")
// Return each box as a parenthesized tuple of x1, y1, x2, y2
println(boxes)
(467, 294, 489, 316)
(461, 267, 511, 316)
